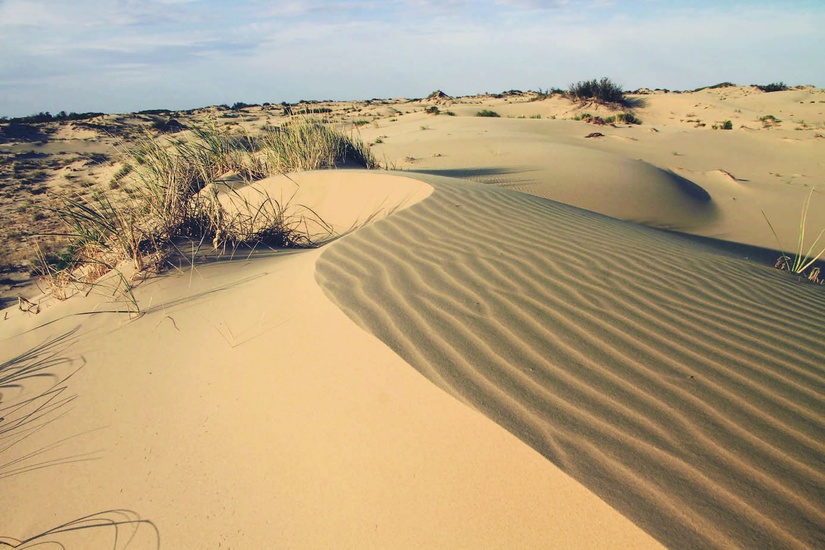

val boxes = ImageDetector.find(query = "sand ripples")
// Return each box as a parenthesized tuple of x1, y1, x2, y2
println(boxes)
(316, 175, 825, 549)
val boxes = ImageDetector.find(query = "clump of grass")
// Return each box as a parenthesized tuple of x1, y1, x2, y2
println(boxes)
(760, 115, 781, 128)
(568, 78, 628, 105)
(604, 113, 642, 125)
(762, 187, 825, 282)
(476, 110, 500, 118)
(712, 120, 733, 130)
(38, 118, 375, 312)
(425, 106, 440, 115)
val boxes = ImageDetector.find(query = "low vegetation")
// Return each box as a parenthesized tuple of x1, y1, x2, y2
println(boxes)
(530, 88, 565, 101)
(476, 110, 500, 118)
(693, 82, 736, 92)
(604, 113, 642, 125)
(567, 78, 628, 106)
(712, 120, 733, 130)
(755, 82, 788, 93)
(35, 118, 377, 312)
(0, 111, 105, 124)
(760, 115, 781, 128)
(762, 187, 825, 284)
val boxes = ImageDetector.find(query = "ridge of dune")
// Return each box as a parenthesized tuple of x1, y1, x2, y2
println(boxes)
(316, 172, 825, 549)
(0, 171, 662, 548)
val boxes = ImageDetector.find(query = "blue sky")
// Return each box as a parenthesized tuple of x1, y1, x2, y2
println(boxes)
(1, 0, 823, 117)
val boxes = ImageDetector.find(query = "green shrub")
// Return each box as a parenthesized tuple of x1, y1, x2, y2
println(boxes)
(425, 105, 440, 115)
(755, 82, 788, 93)
(568, 78, 627, 105)
(476, 110, 500, 117)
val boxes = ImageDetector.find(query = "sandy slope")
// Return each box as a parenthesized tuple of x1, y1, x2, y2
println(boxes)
(2, 86, 824, 548)
(0, 172, 660, 548)
(316, 172, 825, 549)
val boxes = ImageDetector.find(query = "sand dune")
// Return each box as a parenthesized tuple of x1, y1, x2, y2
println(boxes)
(2, 86, 824, 548)
(317, 172, 825, 549)
(0, 172, 661, 548)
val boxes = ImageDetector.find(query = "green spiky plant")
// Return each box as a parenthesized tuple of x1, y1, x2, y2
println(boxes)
(762, 188, 825, 280)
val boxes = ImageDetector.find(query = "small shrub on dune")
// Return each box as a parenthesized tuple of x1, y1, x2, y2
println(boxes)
(712, 120, 733, 130)
(760, 115, 781, 128)
(755, 82, 788, 93)
(567, 78, 628, 106)
(607, 112, 642, 125)
(476, 110, 500, 117)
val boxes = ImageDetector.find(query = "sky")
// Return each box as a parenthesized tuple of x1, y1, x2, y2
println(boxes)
(1, 0, 824, 117)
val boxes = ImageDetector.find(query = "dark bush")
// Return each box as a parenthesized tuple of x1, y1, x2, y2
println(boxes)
(755, 82, 788, 93)
(568, 78, 627, 105)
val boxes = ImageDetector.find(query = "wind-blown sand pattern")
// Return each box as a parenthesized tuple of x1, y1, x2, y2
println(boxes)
(1, 172, 662, 548)
(317, 173, 825, 549)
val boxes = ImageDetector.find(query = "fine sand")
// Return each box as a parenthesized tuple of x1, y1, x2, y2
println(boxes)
(2, 86, 825, 548)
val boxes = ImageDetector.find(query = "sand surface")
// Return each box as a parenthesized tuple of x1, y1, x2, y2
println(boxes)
(1, 172, 660, 548)
(2, 86, 825, 548)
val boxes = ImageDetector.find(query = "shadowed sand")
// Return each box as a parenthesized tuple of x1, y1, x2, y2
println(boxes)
(316, 172, 825, 549)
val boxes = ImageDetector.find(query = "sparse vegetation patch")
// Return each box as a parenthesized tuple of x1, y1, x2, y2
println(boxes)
(32, 118, 377, 312)
(760, 115, 781, 128)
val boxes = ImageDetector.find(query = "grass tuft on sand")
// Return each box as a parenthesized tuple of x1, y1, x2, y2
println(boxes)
(763, 187, 825, 283)
(35, 118, 375, 312)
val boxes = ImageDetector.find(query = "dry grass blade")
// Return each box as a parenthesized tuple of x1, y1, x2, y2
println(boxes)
(762, 187, 825, 280)
(37, 116, 373, 312)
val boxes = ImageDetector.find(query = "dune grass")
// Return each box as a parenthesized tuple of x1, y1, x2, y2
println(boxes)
(604, 113, 642, 125)
(35, 118, 375, 312)
(762, 187, 825, 283)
